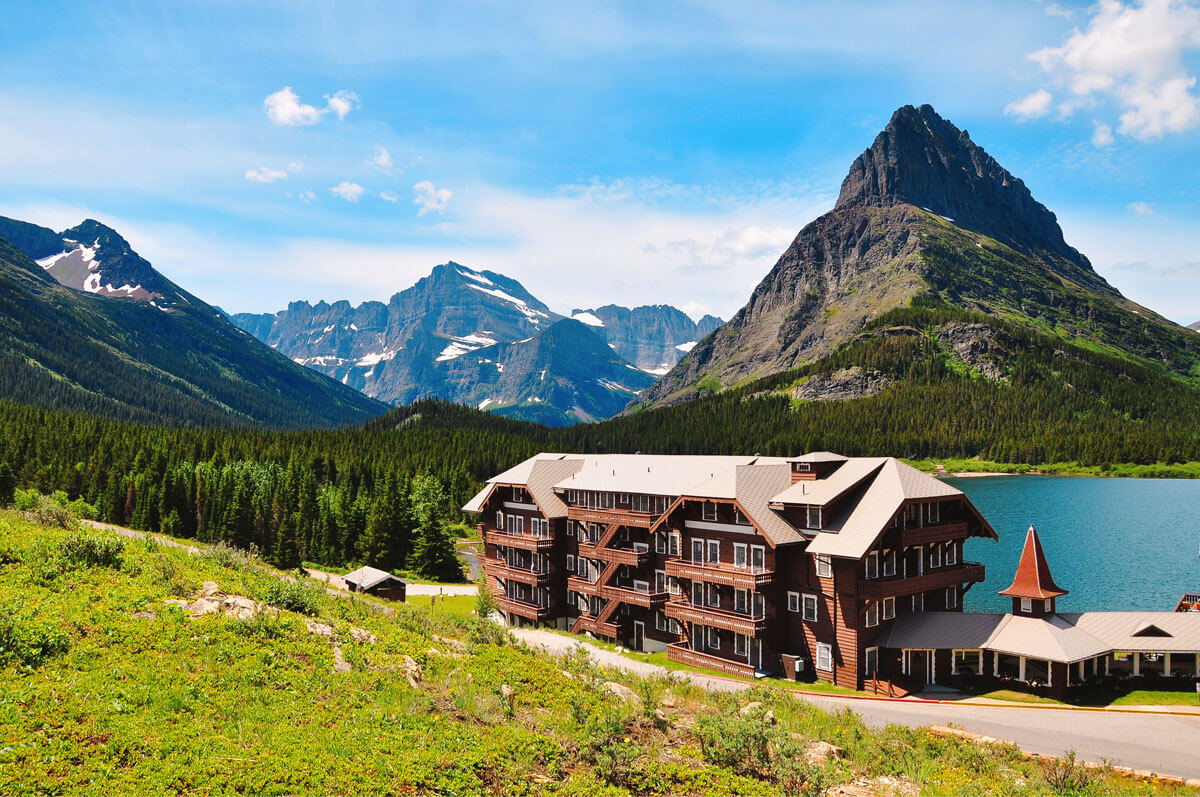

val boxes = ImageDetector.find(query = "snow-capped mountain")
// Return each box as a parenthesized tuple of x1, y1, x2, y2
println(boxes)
(569, 304, 723, 375)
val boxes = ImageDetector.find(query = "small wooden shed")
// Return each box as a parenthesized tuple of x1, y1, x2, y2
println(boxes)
(343, 566, 408, 601)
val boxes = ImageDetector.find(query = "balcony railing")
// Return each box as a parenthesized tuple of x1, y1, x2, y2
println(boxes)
(567, 574, 599, 594)
(568, 507, 658, 527)
(665, 559, 773, 589)
(484, 560, 552, 585)
(664, 598, 769, 636)
(494, 595, 553, 621)
(899, 521, 969, 547)
(600, 582, 668, 609)
(572, 613, 620, 638)
(667, 642, 756, 676)
(487, 529, 555, 551)
(858, 562, 986, 599)
(576, 542, 648, 567)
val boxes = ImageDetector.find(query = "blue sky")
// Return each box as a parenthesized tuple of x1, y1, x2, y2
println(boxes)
(1, 0, 1198, 323)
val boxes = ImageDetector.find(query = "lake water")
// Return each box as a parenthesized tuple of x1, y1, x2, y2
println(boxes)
(951, 475, 1200, 613)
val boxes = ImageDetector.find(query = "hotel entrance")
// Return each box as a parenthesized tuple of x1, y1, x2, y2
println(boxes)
(903, 648, 934, 686)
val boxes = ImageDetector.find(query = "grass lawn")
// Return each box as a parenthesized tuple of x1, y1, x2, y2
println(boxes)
(975, 689, 1063, 705)
(977, 687, 1200, 708)
(411, 593, 476, 619)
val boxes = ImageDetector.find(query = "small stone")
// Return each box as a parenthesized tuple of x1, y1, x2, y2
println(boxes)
(604, 681, 639, 702)
(199, 581, 220, 598)
(654, 708, 668, 722)
(426, 647, 442, 657)
(350, 627, 378, 644)
(1185, 778, 1200, 789)
(187, 598, 221, 617)
(131, 610, 156, 620)
(500, 684, 513, 698)
(333, 646, 352, 673)
(763, 710, 776, 724)
(403, 655, 422, 684)
(738, 701, 764, 716)
(305, 619, 336, 639)
(660, 694, 676, 708)
(805, 740, 845, 765)
(164, 599, 188, 608)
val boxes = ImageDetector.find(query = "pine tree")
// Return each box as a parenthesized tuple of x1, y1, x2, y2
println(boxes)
(0, 462, 14, 507)
(408, 474, 464, 582)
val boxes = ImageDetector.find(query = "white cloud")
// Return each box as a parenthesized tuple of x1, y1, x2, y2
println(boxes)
(1005, 88, 1054, 119)
(1128, 200, 1155, 215)
(413, 180, 452, 216)
(325, 90, 359, 120)
(298, 190, 316, 203)
(1025, 0, 1200, 140)
(330, 181, 365, 202)
(379, 190, 400, 202)
(368, 146, 393, 170)
(1091, 120, 1116, 146)
(1044, 2, 1075, 20)
(244, 166, 289, 183)
(263, 86, 357, 126)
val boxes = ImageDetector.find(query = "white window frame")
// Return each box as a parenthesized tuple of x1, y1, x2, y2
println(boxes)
(945, 541, 956, 565)
(705, 583, 720, 608)
(882, 548, 896, 577)
(692, 581, 704, 605)
(734, 507, 750, 525)
(691, 538, 704, 564)
(706, 539, 720, 565)
(946, 586, 957, 609)
(796, 462, 811, 472)
(734, 588, 748, 613)
(930, 544, 941, 569)
(865, 646, 879, 677)
(927, 501, 940, 524)
(913, 592, 925, 612)
(1021, 597, 1032, 613)
(787, 591, 800, 613)
(802, 593, 818, 623)
(865, 551, 879, 580)
(733, 542, 748, 569)
(750, 544, 765, 574)
(567, 489, 576, 504)
(668, 532, 680, 557)
(655, 612, 667, 632)
(619, 493, 629, 505)
(495, 510, 504, 530)
(865, 601, 879, 628)
(883, 596, 895, 620)
(807, 506, 821, 530)
(702, 502, 717, 521)
(734, 633, 748, 657)
(495, 547, 504, 560)
(815, 554, 832, 578)
(566, 554, 575, 573)
(707, 627, 721, 650)
(1044, 598, 1053, 612)
(816, 642, 832, 672)
(668, 576, 680, 596)
(600, 492, 615, 509)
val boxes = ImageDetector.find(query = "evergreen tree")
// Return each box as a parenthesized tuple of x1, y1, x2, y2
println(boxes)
(408, 474, 464, 582)
(0, 462, 14, 507)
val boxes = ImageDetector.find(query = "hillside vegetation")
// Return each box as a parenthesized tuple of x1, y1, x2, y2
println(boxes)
(0, 511, 1182, 795)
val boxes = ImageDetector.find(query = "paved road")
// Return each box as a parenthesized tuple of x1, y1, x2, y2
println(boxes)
(514, 628, 1200, 780)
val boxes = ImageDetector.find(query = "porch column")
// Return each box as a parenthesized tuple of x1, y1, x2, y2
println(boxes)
(1164, 653, 1171, 676)
(1046, 661, 1052, 688)
(1018, 656, 1026, 682)
(1105, 656, 1110, 675)
(1132, 652, 1140, 677)
(977, 653, 983, 676)
(931, 651, 936, 685)
(1195, 653, 1199, 677)
(1078, 661, 1085, 681)
(993, 651, 999, 678)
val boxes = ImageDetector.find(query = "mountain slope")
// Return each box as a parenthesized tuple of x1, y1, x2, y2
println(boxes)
(569, 305, 722, 374)
(637, 104, 1199, 409)
(0, 227, 385, 428)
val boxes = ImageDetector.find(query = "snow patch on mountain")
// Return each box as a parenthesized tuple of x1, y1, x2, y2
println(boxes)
(356, 349, 400, 367)
(466, 284, 549, 325)
(571, 311, 604, 327)
(675, 340, 697, 353)
(456, 267, 494, 286)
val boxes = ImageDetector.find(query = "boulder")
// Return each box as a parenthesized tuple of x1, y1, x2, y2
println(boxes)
(199, 581, 220, 598)
(805, 740, 845, 765)
(604, 681, 639, 703)
(351, 627, 378, 644)
(332, 646, 352, 673)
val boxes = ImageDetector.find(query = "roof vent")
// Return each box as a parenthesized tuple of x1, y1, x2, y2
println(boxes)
(1132, 622, 1172, 638)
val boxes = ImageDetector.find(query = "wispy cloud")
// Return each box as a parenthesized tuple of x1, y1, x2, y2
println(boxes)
(1127, 200, 1155, 215)
(1005, 88, 1054, 119)
(413, 180, 452, 216)
(379, 190, 399, 202)
(368, 145, 393, 170)
(1022, 0, 1200, 141)
(244, 166, 288, 183)
(330, 181, 365, 202)
(1091, 121, 1116, 146)
(263, 86, 358, 126)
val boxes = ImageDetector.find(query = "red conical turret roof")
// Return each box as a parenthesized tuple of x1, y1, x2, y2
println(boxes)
(999, 524, 1067, 600)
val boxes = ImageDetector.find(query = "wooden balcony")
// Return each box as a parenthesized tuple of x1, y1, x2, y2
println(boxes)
(567, 575, 599, 594)
(484, 560, 552, 585)
(664, 599, 769, 636)
(858, 562, 986, 599)
(899, 521, 969, 547)
(495, 595, 553, 621)
(568, 507, 658, 527)
(667, 642, 756, 677)
(665, 559, 773, 589)
(576, 542, 648, 567)
(571, 613, 620, 638)
(600, 583, 668, 609)
(486, 530, 555, 552)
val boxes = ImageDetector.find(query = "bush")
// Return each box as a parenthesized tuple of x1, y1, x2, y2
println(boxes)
(56, 530, 125, 569)
(694, 708, 774, 775)
(204, 542, 257, 571)
(1039, 750, 1096, 793)
(255, 579, 322, 616)
(0, 602, 70, 666)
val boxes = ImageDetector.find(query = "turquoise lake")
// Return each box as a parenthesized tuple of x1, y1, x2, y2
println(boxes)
(951, 475, 1200, 613)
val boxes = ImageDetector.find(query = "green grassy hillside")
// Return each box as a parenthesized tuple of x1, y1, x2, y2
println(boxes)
(0, 512, 1180, 795)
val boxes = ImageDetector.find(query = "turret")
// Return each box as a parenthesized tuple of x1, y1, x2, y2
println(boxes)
(999, 524, 1067, 617)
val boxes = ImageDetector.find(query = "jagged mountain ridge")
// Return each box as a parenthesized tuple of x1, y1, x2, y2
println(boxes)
(569, 304, 722, 374)
(637, 104, 1199, 409)
(0, 223, 385, 428)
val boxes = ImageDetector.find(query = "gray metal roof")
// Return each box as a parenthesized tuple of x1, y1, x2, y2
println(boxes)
(343, 566, 405, 591)
(1063, 612, 1200, 653)
(871, 611, 1007, 651)
(732, 463, 804, 547)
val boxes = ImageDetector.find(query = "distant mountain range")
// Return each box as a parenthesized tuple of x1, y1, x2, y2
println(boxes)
(231, 265, 718, 425)
(0, 216, 385, 428)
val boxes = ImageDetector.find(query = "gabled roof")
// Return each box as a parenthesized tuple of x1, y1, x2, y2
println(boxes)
(461, 453, 586, 516)
(770, 457, 888, 507)
(788, 451, 848, 464)
(731, 464, 803, 547)
(343, 565, 405, 591)
(999, 524, 1067, 599)
(556, 454, 780, 496)
(1063, 612, 1200, 653)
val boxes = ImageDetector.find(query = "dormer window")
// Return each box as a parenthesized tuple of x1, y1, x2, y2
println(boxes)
(1044, 598, 1052, 612)
(1021, 597, 1032, 613)
(927, 501, 941, 524)
(795, 462, 811, 472)
(734, 508, 750, 525)
(702, 502, 718, 521)
(806, 507, 821, 530)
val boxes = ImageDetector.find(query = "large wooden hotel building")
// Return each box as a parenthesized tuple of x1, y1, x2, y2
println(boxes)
(463, 452, 997, 689)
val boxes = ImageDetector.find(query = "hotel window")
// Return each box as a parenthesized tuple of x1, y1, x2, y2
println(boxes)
(691, 538, 705, 564)
(567, 490, 576, 504)
(495, 547, 504, 560)
(927, 501, 940, 524)
(734, 507, 750, 525)
(946, 586, 957, 608)
(655, 612, 667, 632)
(796, 462, 812, 472)
(733, 543, 748, 569)
(702, 502, 718, 521)
(882, 548, 896, 577)
(882, 597, 895, 620)
(619, 493, 629, 505)
(668, 576, 680, 595)
(913, 592, 924, 612)
(578, 593, 588, 612)
(945, 541, 956, 565)
(787, 591, 800, 613)
(508, 515, 524, 534)
(600, 492, 615, 509)
(865, 551, 879, 580)
(1044, 598, 1052, 612)
(806, 506, 822, 530)
(707, 539, 721, 565)
(632, 494, 647, 512)
(566, 520, 574, 537)
(734, 588, 748, 613)
(865, 601, 879, 628)
(816, 642, 832, 672)
(930, 544, 941, 569)
(734, 633, 749, 657)
(865, 646, 879, 677)
(707, 627, 721, 650)
(802, 593, 818, 623)
(692, 581, 704, 605)
(815, 554, 832, 578)
(655, 569, 667, 594)
(495, 511, 504, 530)
(1021, 597, 1032, 613)
(706, 583, 721, 608)
(668, 533, 680, 557)
(904, 504, 921, 528)
(566, 555, 575, 573)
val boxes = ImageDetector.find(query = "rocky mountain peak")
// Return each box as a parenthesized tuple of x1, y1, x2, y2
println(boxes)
(836, 104, 1090, 271)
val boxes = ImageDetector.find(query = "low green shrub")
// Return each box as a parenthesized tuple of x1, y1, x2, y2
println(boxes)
(0, 601, 70, 666)
(203, 542, 257, 571)
(56, 530, 125, 569)
(255, 578, 322, 616)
